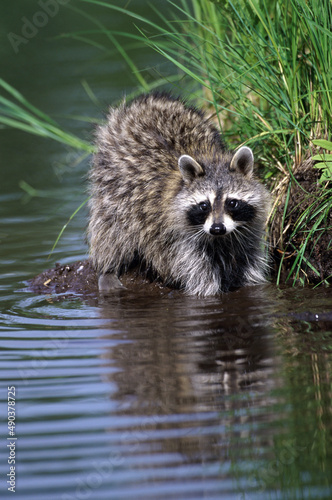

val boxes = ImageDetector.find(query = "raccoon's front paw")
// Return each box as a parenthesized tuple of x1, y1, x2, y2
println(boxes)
(98, 273, 125, 292)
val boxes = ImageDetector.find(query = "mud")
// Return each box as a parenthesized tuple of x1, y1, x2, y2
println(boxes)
(28, 260, 174, 298)
(28, 261, 98, 296)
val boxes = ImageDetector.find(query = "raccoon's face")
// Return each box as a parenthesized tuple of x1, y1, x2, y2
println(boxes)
(186, 194, 256, 236)
(178, 147, 258, 237)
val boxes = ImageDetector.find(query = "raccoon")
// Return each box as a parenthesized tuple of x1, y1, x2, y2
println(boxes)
(88, 93, 271, 296)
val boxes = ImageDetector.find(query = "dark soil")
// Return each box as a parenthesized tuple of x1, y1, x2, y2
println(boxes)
(271, 158, 332, 284)
(28, 260, 98, 296)
(28, 260, 174, 298)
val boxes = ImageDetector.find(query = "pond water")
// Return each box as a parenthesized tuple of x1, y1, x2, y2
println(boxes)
(1, 2, 332, 499)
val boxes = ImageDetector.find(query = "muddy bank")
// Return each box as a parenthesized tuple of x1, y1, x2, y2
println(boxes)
(28, 259, 174, 298)
(28, 261, 98, 296)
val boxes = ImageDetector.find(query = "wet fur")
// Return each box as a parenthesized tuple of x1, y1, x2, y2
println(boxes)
(88, 93, 271, 296)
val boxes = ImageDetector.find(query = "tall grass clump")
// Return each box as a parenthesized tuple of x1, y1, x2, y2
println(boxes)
(131, 0, 332, 285)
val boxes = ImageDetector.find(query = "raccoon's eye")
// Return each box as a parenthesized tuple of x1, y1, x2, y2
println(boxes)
(199, 201, 210, 212)
(228, 199, 239, 209)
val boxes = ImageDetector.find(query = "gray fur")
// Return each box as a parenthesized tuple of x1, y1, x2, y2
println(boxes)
(88, 93, 271, 296)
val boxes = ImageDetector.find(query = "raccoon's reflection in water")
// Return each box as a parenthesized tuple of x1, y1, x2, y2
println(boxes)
(98, 284, 280, 462)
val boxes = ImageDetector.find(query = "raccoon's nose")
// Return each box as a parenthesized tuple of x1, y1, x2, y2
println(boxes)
(210, 223, 226, 236)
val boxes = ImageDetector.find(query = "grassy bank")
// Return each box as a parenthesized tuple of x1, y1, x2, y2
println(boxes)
(129, 0, 331, 285)
(1, 0, 331, 285)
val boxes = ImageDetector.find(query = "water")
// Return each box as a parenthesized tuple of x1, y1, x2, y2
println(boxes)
(1, 2, 332, 499)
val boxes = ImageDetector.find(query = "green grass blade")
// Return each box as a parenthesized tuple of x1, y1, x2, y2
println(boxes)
(48, 198, 90, 259)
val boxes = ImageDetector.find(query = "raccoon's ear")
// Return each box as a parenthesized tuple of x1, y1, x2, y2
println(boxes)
(178, 155, 204, 182)
(230, 146, 254, 178)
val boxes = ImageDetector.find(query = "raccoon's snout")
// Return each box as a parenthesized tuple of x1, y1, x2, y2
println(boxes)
(210, 223, 226, 236)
